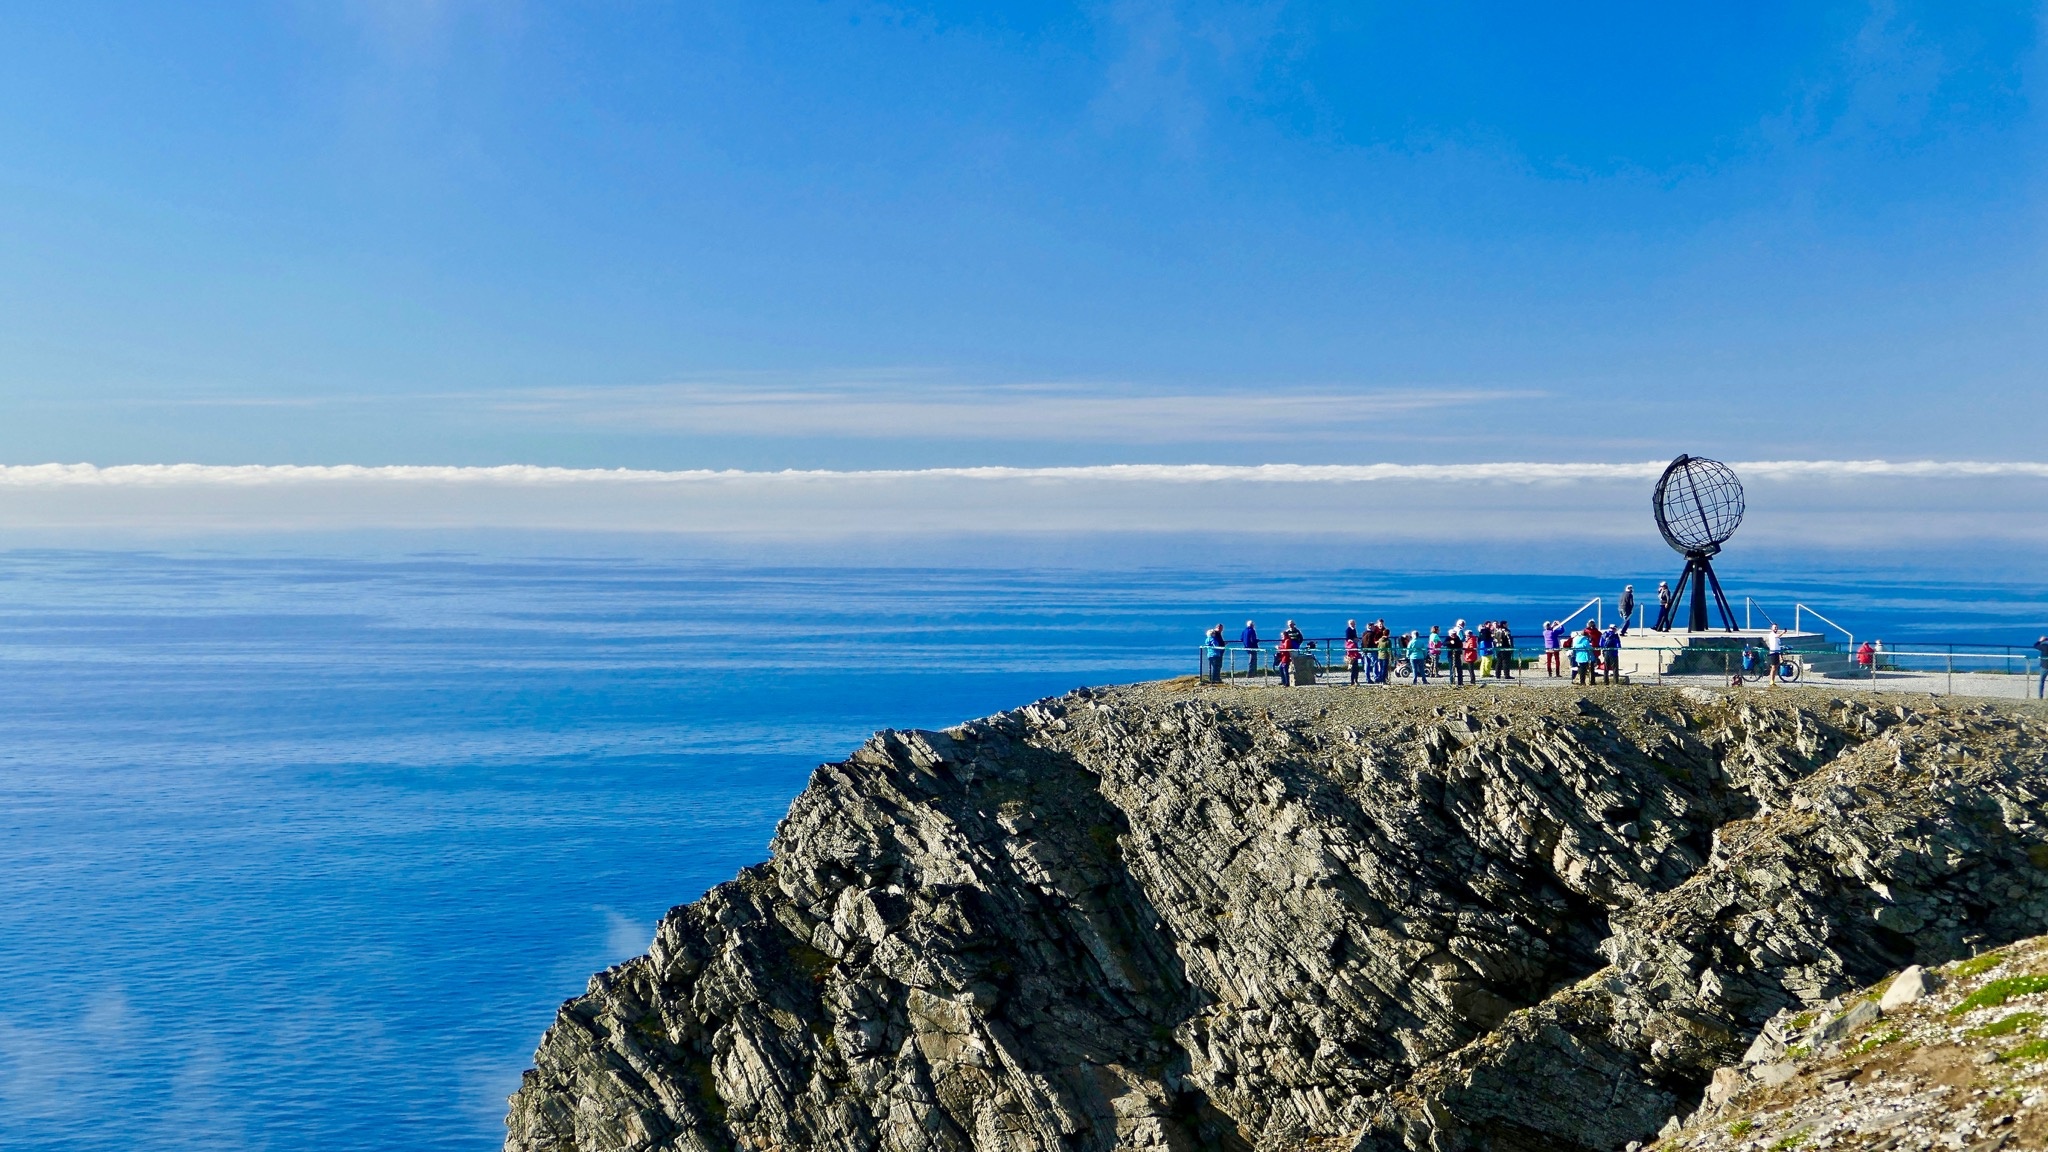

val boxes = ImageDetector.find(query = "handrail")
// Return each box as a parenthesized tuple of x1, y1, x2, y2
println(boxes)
(1794, 603, 1853, 648)
(1554, 597, 1602, 629)
(1744, 597, 1780, 630)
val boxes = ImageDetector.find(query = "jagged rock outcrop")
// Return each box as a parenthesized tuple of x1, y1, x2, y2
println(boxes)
(505, 686, 2048, 1152)
(1651, 935, 2048, 1150)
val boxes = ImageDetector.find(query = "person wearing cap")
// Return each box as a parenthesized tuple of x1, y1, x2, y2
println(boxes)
(1618, 585, 1635, 634)
(2034, 636, 2048, 699)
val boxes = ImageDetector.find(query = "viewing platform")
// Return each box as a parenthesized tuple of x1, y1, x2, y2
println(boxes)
(1618, 629, 1848, 680)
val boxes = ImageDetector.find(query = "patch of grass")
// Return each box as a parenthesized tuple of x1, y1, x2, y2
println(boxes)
(1998, 1038, 2048, 1064)
(1788, 1010, 1816, 1031)
(1728, 1118, 1757, 1138)
(1951, 974, 2048, 1015)
(1786, 1042, 1812, 1059)
(783, 937, 837, 984)
(688, 1057, 729, 1123)
(1952, 953, 2003, 979)
(1769, 1131, 1810, 1151)
(1969, 1011, 2042, 1039)
(1852, 1028, 1902, 1054)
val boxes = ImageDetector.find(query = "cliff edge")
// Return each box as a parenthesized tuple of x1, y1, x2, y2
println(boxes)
(505, 685, 2048, 1152)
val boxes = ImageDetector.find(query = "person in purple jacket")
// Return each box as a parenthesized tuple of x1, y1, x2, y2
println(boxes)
(1543, 620, 1565, 678)
(1240, 620, 1259, 677)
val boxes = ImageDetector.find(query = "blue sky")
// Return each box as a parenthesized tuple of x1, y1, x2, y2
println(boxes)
(0, 2, 2043, 536)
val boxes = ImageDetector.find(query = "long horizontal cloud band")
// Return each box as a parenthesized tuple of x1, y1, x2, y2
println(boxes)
(0, 461, 2042, 544)
(4, 460, 2048, 485)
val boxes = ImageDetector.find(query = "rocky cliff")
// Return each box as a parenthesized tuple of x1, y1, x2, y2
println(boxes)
(504, 685, 2048, 1152)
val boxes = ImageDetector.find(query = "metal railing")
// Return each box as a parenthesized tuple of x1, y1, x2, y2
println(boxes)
(1193, 637, 2048, 700)
(1794, 603, 1853, 648)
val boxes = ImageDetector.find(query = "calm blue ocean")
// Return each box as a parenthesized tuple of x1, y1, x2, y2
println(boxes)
(0, 548, 2038, 1151)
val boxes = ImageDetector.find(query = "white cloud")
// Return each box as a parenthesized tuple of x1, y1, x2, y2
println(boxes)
(3, 459, 2047, 486)
(0, 460, 2042, 545)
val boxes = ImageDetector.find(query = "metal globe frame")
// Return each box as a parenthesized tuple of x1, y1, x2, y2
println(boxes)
(1650, 454, 1744, 633)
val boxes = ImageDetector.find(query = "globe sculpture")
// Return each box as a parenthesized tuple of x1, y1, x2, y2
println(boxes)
(1650, 454, 1744, 632)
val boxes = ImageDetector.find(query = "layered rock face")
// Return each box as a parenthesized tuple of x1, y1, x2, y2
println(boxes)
(505, 686, 2048, 1152)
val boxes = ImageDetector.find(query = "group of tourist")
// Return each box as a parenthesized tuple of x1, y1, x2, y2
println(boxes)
(1200, 619, 1522, 686)
(1540, 620, 1624, 684)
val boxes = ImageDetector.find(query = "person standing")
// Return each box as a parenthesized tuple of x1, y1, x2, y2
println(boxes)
(1345, 633, 1362, 685)
(1543, 620, 1562, 678)
(1601, 625, 1622, 684)
(1618, 585, 1635, 634)
(1446, 622, 1466, 686)
(1496, 622, 1515, 678)
(1406, 631, 1430, 684)
(1375, 626, 1394, 685)
(1240, 620, 1260, 677)
(1276, 628, 1297, 687)
(1571, 629, 1594, 684)
(1345, 618, 1359, 648)
(1656, 581, 1673, 627)
(1766, 625, 1785, 687)
(1204, 624, 1226, 683)
(2034, 636, 2048, 699)
(1428, 625, 1444, 678)
(1856, 640, 1875, 679)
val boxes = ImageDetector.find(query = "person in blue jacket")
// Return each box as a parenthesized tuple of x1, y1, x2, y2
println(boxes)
(1406, 631, 1430, 684)
(1601, 625, 1622, 684)
(1204, 624, 1226, 683)
(1240, 620, 1260, 677)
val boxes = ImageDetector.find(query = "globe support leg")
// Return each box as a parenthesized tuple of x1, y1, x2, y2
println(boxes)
(1702, 562, 1737, 632)
(1654, 553, 1740, 632)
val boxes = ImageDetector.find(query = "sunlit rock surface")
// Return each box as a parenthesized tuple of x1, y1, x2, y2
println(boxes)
(505, 685, 2048, 1152)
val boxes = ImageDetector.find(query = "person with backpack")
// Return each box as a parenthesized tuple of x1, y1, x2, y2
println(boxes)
(1240, 620, 1260, 677)
(1496, 622, 1515, 678)
(1601, 625, 1622, 684)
